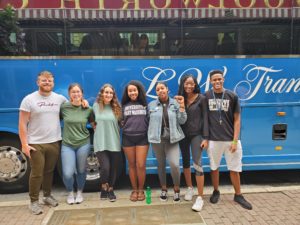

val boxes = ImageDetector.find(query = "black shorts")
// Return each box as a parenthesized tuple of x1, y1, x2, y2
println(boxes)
(122, 133, 149, 147)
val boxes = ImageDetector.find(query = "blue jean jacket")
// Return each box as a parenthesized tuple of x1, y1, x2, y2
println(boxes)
(147, 98, 187, 144)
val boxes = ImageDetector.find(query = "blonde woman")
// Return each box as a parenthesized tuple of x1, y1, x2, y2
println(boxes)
(93, 84, 122, 202)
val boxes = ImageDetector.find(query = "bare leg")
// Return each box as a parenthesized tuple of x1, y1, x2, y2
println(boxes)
(183, 168, 193, 188)
(230, 171, 241, 195)
(195, 175, 204, 196)
(123, 147, 137, 190)
(135, 145, 149, 190)
(210, 169, 219, 191)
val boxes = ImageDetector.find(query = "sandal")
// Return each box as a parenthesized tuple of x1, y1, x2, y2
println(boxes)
(130, 191, 138, 202)
(137, 190, 145, 201)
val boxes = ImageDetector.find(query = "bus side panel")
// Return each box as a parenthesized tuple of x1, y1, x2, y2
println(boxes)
(241, 105, 300, 170)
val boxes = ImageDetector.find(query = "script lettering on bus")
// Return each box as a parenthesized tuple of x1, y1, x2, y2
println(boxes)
(234, 64, 300, 100)
(142, 66, 228, 99)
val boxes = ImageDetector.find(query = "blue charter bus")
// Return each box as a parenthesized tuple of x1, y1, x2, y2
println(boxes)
(0, 0, 300, 193)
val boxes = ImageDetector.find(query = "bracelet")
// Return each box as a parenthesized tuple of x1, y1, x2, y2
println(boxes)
(232, 140, 238, 144)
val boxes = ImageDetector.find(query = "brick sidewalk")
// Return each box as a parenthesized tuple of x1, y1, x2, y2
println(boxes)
(0, 189, 299, 225)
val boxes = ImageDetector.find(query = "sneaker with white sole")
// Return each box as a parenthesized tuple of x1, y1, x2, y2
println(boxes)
(67, 192, 75, 205)
(160, 190, 168, 202)
(173, 192, 180, 203)
(184, 187, 194, 201)
(43, 195, 58, 207)
(75, 191, 84, 204)
(29, 201, 43, 215)
(192, 196, 204, 212)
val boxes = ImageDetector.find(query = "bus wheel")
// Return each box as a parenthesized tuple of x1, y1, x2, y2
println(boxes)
(0, 137, 30, 193)
(84, 150, 101, 192)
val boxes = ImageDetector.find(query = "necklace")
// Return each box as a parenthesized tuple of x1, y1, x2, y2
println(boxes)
(211, 89, 225, 125)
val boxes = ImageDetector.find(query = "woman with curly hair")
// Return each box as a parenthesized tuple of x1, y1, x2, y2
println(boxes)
(93, 83, 122, 202)
(121, 80, 149, 202)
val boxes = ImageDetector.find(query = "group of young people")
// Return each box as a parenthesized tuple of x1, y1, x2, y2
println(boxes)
(18, 69, 252, 215)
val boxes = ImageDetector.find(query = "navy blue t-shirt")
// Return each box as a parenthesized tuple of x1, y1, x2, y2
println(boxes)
(205, 89, 240, 141)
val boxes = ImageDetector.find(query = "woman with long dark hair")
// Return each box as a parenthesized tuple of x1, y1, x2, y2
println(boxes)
(177, 74, 209, 211)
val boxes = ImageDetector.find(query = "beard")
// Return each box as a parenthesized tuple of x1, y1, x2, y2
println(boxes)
(39, 85, 53, 93)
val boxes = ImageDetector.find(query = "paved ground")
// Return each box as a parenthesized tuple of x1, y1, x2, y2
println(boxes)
(0, 184, 300, 225)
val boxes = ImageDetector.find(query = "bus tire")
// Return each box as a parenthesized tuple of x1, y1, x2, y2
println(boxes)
(0, 135, 30, 194)
(84, 150, 101, 192)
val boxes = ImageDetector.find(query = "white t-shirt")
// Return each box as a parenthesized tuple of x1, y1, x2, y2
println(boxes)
(20, 91, 67, 144)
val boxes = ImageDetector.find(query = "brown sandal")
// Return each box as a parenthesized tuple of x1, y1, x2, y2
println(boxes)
(137, 190, 145, 201)
(130, 191, 138, 202)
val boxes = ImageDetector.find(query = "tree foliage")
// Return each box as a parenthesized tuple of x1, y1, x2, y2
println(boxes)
(0, 5, 23, 55)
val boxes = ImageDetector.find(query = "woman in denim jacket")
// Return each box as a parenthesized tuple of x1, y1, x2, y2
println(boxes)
(148, 82, 187, 203)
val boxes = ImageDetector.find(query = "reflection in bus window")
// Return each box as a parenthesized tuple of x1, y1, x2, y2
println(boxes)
(139, 34, 150, 55)
(80, 32, 105, 56)
(36, 32, 63, 56)
(216, 32, 237, 55)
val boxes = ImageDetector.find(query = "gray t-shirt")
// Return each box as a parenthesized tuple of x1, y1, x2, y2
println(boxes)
(20, 91, 67, 144)
(205, 89, 240, 141)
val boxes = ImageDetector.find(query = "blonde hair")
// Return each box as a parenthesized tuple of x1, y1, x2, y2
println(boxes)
(96, 84, 121, 120)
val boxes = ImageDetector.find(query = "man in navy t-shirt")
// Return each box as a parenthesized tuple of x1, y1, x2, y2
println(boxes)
(205, 70, 252, 210)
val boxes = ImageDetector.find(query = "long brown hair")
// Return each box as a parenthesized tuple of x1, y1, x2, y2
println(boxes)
(96, 83, 121, 120)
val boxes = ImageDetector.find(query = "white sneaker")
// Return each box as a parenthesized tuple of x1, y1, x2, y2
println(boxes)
(67, 192, 75, 205)
(192, 196, 204, 212)
(184, 187, 194, 201)
(75, 191, 83, 204)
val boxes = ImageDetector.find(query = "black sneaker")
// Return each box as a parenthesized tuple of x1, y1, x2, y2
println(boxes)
(210, 190, 220, 204)
(234, 194, 252, 210)
(160, 190, 168, 202)
(100, 189, 108, 200)
(108, 190, 116, 202)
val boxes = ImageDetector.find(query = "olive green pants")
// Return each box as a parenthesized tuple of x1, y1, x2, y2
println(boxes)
(29, 141, 60, 202)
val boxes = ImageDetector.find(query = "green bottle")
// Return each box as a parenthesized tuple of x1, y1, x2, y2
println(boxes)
(146, 186, 151, 204)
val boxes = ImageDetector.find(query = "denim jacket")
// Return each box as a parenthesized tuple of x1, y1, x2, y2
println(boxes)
(147, 98, 187, 144)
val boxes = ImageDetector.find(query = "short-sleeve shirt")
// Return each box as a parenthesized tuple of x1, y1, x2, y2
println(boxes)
(19, 91, 67, 144)
(60, 102, 93, 148)
(205, 89, 240, 141)
(93, 103, 120, 152)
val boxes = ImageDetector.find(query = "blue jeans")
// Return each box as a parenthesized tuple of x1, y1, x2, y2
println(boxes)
(61, 142, 91, 192)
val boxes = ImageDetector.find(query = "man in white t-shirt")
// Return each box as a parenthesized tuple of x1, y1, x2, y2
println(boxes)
(19, 71, 67, 215)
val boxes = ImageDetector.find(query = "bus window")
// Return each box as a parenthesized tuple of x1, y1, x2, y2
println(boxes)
(180, 27, 219, 55)
(241, 26, 290, 55)
(293, 26, 300, 54)
(66, 32, 85, 55)
(120, 31, 159, 56)
(79, 32, 105, 56)
(36, 32, 64, 56)
(216, 32, 237, 55)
